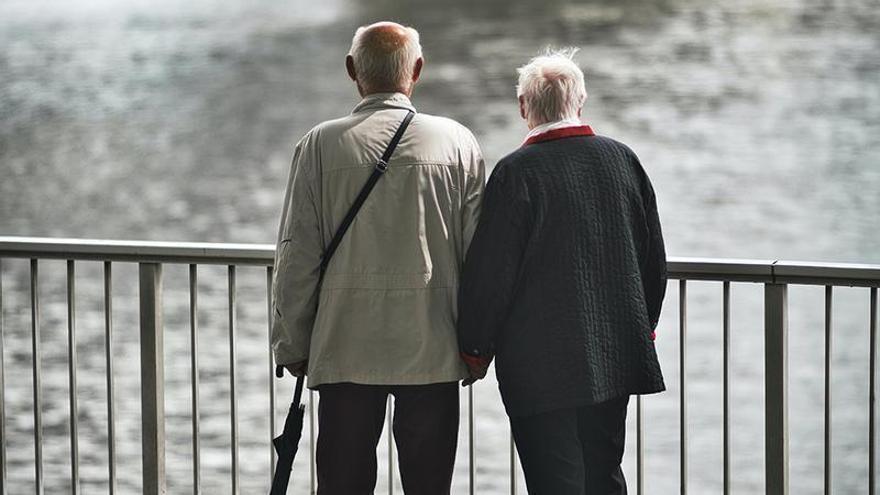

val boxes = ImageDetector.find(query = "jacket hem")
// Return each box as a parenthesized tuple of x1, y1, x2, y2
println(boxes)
(503, 382, 666, 418)
(307, 369, 469, 389)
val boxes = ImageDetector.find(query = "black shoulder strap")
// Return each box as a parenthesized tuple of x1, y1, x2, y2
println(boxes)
(319, 109, 415, 279)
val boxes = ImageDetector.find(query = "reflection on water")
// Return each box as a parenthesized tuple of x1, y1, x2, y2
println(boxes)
(1, 0, 878, 493)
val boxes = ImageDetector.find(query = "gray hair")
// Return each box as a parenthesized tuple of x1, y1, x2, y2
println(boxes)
(349, 22, 423, 91)
(516, 48, 588, 126)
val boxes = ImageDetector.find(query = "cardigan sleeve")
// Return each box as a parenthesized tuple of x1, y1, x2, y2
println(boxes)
(641, 177, 667, 335)
(457, 161, 530, 358)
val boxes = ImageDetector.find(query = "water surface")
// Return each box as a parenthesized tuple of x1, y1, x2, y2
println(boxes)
(1, 0, 879, 493)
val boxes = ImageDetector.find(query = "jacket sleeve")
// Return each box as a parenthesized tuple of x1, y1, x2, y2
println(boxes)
(641, 177, 667, 335)
(457, 161, 530, 358)
(271, 133, 323, 366)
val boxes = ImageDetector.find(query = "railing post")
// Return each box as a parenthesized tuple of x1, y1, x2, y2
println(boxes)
(104, 262, 117, 495)
(870, 287, 877, 495)
(765, 283, 789, 495)
(0, 259, 6, 495)
(139, 263, 165, 495)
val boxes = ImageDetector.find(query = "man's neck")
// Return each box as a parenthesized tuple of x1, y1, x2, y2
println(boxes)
(360, 87, 411, 98)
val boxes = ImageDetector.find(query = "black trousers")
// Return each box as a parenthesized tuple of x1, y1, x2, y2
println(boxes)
(315, 381, 459, 495)
(510, 396, 630, 495)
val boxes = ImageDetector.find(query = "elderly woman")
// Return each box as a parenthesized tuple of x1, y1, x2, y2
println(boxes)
(457, 49, 667, 494)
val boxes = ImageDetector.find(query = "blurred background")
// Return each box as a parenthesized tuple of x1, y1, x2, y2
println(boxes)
(1, 0, 878, 493)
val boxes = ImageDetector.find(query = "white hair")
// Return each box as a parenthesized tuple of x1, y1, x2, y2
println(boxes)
(516, 48, 588, 127)
(349, 22, 422, 92)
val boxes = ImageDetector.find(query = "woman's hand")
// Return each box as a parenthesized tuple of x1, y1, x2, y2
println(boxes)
(460, 353, 492, 386)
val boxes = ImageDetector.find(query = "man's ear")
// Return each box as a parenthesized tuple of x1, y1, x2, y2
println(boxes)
(412, 57, 423, 83)
(519, 95, 527, 121)
(345, 55, 357, 82)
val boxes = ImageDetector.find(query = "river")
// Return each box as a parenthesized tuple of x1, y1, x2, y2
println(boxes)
(1, 0, 879, 492)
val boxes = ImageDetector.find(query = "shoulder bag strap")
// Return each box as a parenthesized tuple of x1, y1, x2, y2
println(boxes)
(318, 109, 415, 279)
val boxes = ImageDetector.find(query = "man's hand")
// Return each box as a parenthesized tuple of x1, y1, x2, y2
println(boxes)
(460, 353, 492, 387)
(281, 360, 308, 377)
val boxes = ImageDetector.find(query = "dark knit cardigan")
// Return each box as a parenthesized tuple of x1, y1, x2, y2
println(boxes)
(457, 129, 667, 418)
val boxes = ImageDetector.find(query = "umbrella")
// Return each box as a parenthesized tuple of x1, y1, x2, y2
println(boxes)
(270, 366, 306, 495)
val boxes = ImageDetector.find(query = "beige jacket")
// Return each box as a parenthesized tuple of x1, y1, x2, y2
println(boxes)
(271, 93, 485, 388)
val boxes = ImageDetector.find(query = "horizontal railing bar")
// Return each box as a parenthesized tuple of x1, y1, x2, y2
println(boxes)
(668, 257, 775, 282)
(2, 238, 879, 286)
(771, 275, 880, 288)
(668, 272, 776, 283)
(774, 261, 880, 283)
(0, 237, 274, 265)
(668, 258, 880, 286)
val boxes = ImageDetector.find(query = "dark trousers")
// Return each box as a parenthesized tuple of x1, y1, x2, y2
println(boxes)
(510, 396, 630, 495)
(316, 381, 459, 495)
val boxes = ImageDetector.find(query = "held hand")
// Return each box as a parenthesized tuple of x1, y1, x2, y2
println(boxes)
(460, 353, 492, 387)
(281, 360, 308, 377)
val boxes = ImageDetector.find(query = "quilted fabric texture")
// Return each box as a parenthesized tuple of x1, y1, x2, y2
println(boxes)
(457, 134, 667, 418)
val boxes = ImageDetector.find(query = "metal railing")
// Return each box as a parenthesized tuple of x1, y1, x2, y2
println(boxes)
(0, 237, 878, 495)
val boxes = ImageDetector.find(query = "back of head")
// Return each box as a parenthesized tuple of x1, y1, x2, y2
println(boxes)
(517, 48, 588, 127)
(349, 22, 422, 94)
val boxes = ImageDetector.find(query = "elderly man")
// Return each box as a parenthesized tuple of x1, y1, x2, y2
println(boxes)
(271, 21, 484, 494)
(457, 49, 667, 494)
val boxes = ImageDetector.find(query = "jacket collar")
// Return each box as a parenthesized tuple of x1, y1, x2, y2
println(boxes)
(523, 125, 595, 146)
(352, 92, 417, 115)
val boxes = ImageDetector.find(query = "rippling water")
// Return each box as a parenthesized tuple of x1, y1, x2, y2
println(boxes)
(1, 0, 879, 493)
